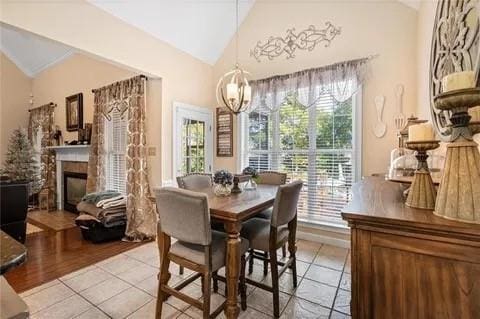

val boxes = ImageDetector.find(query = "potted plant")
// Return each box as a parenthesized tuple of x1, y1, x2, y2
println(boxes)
(213, 169, 233, 196)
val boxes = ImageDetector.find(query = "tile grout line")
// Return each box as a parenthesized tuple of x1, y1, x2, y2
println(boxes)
(328, 250, 349, 319)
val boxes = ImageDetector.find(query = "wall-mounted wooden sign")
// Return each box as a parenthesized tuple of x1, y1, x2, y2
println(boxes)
(216, 107, 233, 157)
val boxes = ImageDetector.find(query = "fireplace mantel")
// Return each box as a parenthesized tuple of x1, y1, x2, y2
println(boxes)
(48, 145, 90, 210)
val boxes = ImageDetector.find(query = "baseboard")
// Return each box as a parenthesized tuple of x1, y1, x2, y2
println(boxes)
(296, 230, 351, 249)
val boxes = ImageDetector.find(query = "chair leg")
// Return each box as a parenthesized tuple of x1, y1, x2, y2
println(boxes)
(248, 248, 254, 275)
(179, 265, 184, 275)
(202, 272, 211, 319)
(240, 255, 247, 311)
(269, 247, 280, 318)
(212, 271, 219, 293)
(156, 234, 171, 319)
(263, 251, 269, 276)
(282, 244, 287, 258)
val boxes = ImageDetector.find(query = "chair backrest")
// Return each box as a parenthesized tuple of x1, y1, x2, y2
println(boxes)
(155, 187, 211, 245)
(271, 180, 303, 227)
(176, 173, 213, 191)
(257, 171, 287, 186)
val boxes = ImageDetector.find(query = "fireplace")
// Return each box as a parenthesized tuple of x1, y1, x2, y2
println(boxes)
(63, 171, 87, 213)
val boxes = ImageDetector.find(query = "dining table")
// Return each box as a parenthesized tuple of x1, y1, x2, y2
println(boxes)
(201, 184, 278, 319)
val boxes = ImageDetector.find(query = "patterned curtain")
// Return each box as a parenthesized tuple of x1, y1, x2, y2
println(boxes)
(86, 93, 107, 194)
(28, 103, 56, 207)
(89, 75, 156, 241)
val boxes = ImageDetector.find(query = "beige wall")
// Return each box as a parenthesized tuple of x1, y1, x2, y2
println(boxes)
(0, 53, 33, 165)
(213, 0, 419, 177)
(1, 0, 214, 185)
(416, 0, 438, 120)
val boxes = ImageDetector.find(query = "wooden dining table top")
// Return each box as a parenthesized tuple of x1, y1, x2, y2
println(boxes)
(200, 184, 278, 222)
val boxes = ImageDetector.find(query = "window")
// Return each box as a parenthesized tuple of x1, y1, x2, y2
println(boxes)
(105, 109, 127, 194)
(240, 87, 361, 226)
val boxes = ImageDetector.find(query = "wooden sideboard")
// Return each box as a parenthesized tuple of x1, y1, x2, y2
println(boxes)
(342, 177, 480, 319)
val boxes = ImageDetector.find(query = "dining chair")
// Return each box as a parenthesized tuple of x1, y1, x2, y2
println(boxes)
(176, 173, 221, 275)
(176, 173, 213, 190)
(250, 171, 288, 275)
(155, 187, 249, 319)
(240, 180, 303, 318)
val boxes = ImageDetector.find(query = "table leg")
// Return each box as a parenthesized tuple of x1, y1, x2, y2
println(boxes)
(224, 221, 241, 319)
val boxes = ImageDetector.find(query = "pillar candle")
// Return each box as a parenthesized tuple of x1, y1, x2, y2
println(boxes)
(441, 71, 475, 92)
(409, 123, 435, 142)
(469, 106, 480, 123)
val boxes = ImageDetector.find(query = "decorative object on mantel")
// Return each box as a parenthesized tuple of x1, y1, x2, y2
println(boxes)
(250, 22, 341, 62)
(213, 170, 233, 196)
(216, 108, 233, 157)
(250, 56, 373, 113)
(405, 139, 440, 210)
(373, 95, 387, 138)
(89, 75, 156, 241)
(216, 0, 251, 114)
(66, 93, 83, 132)
(242, 166, 258, 191)
(429, 0, 479, 142)
(433, 86, 480, 224)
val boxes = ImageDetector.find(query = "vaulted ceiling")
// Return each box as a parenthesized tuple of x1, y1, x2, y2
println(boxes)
(1, 0, 420, 77)
(88, 0, 255, 65)
(0, 23, 74, 77)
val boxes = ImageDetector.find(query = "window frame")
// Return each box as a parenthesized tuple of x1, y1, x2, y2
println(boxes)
(105, 111, 128, 194)
(237, 86, 363, 227)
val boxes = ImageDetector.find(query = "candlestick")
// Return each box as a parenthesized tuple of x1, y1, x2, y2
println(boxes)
(441, 71, 475, 92)
(408, 123, 435, 142)
(405, 141, 440, 210)
(433, 88, 480, 224)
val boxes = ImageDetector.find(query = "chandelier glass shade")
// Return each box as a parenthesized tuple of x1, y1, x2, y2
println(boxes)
(216, 64, 251, 114)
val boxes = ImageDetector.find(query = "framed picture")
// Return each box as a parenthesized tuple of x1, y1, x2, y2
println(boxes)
(216, 107, 233, 157)
(66, 93, 83, 132)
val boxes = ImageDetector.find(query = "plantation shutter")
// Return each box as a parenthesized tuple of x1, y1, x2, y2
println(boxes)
(243, 88, 357, 226)
(106, 109, 127, 194)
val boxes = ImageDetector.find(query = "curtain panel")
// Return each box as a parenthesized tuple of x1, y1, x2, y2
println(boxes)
(88, 75, 156, 241)
(28, 103, 56, 207)
(250, 57, 370, 113)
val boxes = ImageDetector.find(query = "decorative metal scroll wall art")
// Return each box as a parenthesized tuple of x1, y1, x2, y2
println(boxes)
(251, 22, 341, 62)
(430, 0, 479, 141)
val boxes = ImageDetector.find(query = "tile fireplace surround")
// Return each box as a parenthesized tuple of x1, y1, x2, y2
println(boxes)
(47, 145, 90, 210)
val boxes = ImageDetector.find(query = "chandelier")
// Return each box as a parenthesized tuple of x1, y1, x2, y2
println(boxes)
(216, 0, 251, 114)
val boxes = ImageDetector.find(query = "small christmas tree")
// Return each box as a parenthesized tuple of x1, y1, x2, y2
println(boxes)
(1, 128, 41, 193)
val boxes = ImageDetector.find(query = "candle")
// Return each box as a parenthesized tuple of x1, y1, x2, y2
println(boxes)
(227, 83, 238, 100)
(441, 71, 475, 92)
(469, 106, 480, 123)
(409, 123, 435, 142)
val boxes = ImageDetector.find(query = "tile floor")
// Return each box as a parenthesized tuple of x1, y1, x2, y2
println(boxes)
(19, 239, 351, 319)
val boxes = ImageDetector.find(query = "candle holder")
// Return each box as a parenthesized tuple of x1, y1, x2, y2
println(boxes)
(405, 140, 440, 210)
(433, 87, 480, 224)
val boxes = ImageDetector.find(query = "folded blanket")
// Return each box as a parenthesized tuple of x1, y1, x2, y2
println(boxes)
(77, 201, 126, 220)
(100, 197, 127, 209)
(82, 191, 121, 204)
(76, 213, 126, 228)
(96, 195, 126, 208)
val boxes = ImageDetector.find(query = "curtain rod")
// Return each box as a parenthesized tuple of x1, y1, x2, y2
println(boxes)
(91, 74, 149, 93)
(28, 102, 56, 112)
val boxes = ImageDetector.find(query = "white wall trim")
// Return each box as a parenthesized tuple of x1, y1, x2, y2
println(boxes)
(172, 101, 213, 178)
(297, 230, 350, 249)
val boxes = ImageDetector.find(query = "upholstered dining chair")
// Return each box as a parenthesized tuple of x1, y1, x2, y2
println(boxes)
(155, 187, 249, 319)
(240, 180, 303, 318)
(176, 173, 221, 275)
(176, 173, 213, 190)
(249, 171, 288, 275)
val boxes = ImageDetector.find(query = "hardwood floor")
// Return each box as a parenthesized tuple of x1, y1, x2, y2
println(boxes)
(5, 226, 145, 293)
